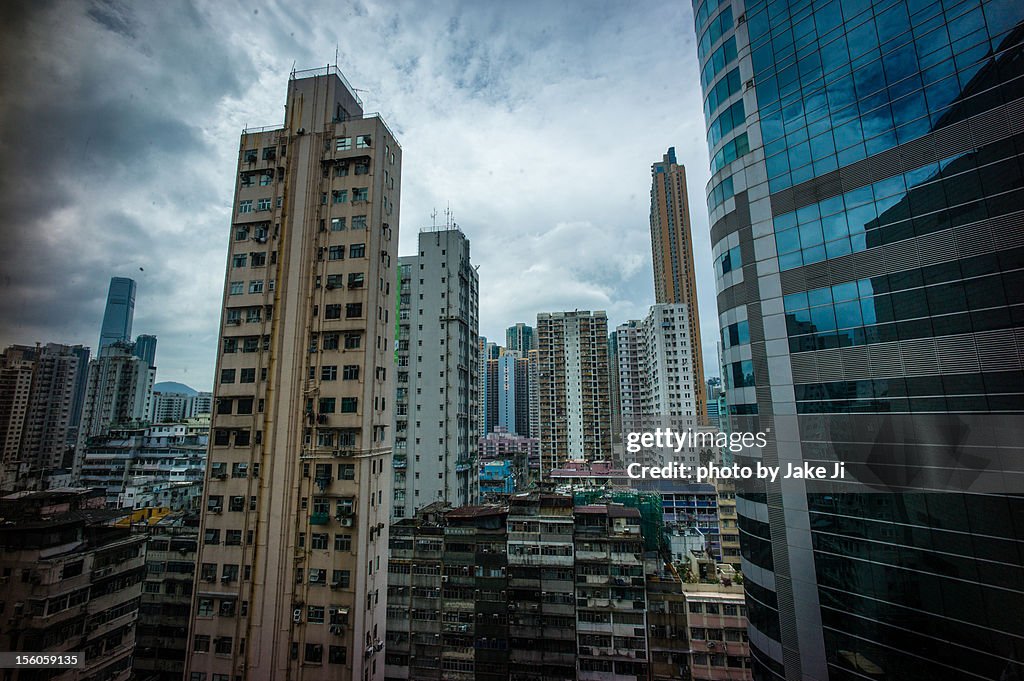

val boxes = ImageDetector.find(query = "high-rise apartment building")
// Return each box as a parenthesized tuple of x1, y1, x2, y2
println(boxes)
(497, 352, 518, 434)
(392, 228, 479, 518)
(696, 0, 1024, 677)
(506, 322, 535, 353)
(536, 311, 612, 473)
(0, 343, 89, 490)
(477, 337, 501, 436)
(75, 342, 155, 444)
(133, 334, 158, 368)
(98, 277, 137, 351)
(186, 67, 400, 681)
(650, 148, 707, 418)
(614, 304, 702, 466)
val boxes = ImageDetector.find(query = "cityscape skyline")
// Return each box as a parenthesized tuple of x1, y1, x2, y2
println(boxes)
(0, 0, 724, 388)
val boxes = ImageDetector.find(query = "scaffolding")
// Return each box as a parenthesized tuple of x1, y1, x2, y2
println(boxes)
(573, 489, 664, 552)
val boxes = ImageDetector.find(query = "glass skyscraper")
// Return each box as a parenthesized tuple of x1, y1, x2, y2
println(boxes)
(98, 276, 136, 350)
(695, 0, 1024, 678)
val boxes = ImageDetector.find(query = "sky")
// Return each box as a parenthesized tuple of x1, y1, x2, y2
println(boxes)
(0, 0, 718, 390)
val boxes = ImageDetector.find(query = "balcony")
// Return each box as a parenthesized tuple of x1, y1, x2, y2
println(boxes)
(310, 512, 330, 525)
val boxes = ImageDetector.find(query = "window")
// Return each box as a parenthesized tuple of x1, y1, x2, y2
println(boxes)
(351, 215, 367, 229)
(215, 636, 233, 654)
(352, 188, 369, 202)
(239, 200, 252, 214)
(332, 190, 348, 204)
(223, 338, 237, 353)
(262, 146, 276, 161)
(329, 645, 347, 664)
(198, 598, 214, 616)
(230, 281, 243, 295)
(322, 333, 340, 350)
(305, 643, 323, 664)
(336, 137, 351, 151)
(225, 530, 242, 546)
(330, 217, 345, 231)
(256, 198, 272, 212)
(344, 333, 361, 349)
(331, 569, 351, 587)
(193, 635, 211, 652)
(347, 273, 364, 289)
(232, 254, 247, 268)
(345, 303, 362, 318)
(322, 366, 338, 381)
(325, 304, 342, 320)
(349, 243, 365, 258)
(329, 245, 345, 260)
(319, 397, 336, 413)
(338, 464, 355, 480)
(311, 533, 329, 550)
(250, 252, 266, 266)
(342, 365, 359, 380)
(335, 534, 352, 551)
(220, 369, 236, 384)
(249, 280, 264, 294)
(236, 397, 254, 414)
(326, 274, 344, 289)
(229, 496, 244, 512)
(259, 171, 273, 186)
(341, 397, 358, 413)
(356, 135, 371, 148)
(240, 368, 256, 383)
(232, 462, 249, 478)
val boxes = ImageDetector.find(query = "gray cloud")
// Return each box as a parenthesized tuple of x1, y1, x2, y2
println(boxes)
(0, 0, 723, 387)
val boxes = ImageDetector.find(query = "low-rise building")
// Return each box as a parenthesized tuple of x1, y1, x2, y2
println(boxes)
(0, 488, 146, 681)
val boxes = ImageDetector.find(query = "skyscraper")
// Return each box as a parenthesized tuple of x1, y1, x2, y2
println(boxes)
(696, 0, 1024, 677)
(650, 148, 707, 418)
(392, 228, 479, 519)
(505, 322, 535, 352)
(98, 277, 136, 350)
(536, 310, 612, 473)
(133, 333, 158, 368)
(187, 67, 400, 681)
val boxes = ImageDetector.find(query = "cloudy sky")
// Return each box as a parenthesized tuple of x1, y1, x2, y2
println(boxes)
(0, 0, 717, 389)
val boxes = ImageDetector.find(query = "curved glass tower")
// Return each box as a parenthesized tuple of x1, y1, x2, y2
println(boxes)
(695, 0, 1024, 678)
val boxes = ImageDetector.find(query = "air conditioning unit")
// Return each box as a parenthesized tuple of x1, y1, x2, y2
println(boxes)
(210, 506, 222, 514)
(441, 576, 449, 583)
(330, 580, 341, 588)
(293, 608, 302, 623)
(309, 572, 321, 583)
(338, 517, 354, 527)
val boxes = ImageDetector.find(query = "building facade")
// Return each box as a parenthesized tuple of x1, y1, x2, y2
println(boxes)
(695, 0, 1024, 678)
(186, 67, 400, 681)
(506, 323, 535, 353)
(392, 228, 479, 519)
(650, 149, 707, 418)
(0, 489, 146, 681)
(98, 277, 137, 351)
(536, 311, 612, 473)
(0, 343, 89, 491)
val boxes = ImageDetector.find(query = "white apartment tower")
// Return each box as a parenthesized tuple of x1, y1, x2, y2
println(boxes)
(536, 311, 612, 473)
(614, 303, 702, 466)
(186, 68, 400, 681)
(392, 228, 479, 518)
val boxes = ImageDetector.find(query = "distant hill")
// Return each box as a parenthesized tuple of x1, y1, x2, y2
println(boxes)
(154, 381, 198, 395)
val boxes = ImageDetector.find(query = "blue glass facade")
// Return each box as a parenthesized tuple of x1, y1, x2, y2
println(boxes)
(98, 276, 136, 350)
(695, 0, 1024, 677)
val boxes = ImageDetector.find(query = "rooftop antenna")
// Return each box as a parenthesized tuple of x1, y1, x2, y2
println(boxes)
(431, 208, 438, 230)
(334, 44, 339, 70)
